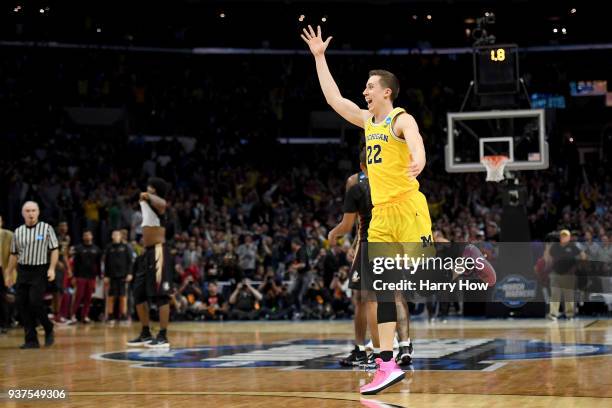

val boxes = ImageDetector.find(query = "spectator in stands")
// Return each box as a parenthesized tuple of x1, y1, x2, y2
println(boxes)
(83, 196, 101, 236)
(236, 234, 257, 278)
(220, 243, 240, 281)
(182, 239, 201, 269)
(486, 221, 500, 242)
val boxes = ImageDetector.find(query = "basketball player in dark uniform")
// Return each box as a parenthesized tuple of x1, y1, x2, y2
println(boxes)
(329, 149, 380, 366)
(127, 178, 174, 348)
(330, 149, 415, 367)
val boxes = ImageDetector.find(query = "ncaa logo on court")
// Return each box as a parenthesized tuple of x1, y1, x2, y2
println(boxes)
(93, 338, 612, 371)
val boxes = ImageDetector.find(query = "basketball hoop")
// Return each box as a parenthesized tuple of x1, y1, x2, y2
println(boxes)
(481, 155, 509, 182)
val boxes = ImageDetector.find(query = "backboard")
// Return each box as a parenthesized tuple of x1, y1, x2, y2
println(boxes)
(445, 109, 548, 173)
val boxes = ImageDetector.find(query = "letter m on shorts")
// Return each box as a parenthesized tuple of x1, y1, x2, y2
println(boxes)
(420, 235, 433, 248)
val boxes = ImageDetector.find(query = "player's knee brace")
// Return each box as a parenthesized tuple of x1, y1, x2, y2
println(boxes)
(376, 300, 397, 324)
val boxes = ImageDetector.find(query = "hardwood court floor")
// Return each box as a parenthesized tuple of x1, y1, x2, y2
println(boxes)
(1, 318, 611, 407)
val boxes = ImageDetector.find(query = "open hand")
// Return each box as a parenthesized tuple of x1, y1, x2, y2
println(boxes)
(300, 25, 332, 57)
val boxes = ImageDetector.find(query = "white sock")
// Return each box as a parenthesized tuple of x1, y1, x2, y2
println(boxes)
(357, 344, 366, 352)
(399, 339, 411, 347)
(373, 347, 381, 354)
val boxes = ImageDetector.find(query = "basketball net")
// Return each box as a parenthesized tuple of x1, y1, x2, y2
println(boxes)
(481, 155, 509, 182)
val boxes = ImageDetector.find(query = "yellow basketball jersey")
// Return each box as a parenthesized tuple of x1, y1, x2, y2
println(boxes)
(364, 107, 420, 206)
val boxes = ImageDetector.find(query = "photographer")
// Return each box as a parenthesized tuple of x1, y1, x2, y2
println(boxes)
(258, 271, 291, 320)
(302, 276, 331, 319)
(201, 281, 228, 321)
(329, 266, 352, 318)
(175, 274, 203, 319)
(228, 279, 263, 320)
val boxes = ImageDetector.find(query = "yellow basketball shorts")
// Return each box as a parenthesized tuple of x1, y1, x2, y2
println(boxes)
(368, 191, 434, 258)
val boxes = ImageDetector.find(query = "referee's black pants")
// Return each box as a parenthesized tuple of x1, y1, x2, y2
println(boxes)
(16, 266, 53, 344)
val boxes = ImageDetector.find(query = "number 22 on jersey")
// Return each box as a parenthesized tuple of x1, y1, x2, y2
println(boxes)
(367, 145, 382, 164)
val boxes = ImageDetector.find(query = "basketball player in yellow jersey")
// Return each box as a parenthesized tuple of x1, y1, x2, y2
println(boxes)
(302, 25, 432, 394)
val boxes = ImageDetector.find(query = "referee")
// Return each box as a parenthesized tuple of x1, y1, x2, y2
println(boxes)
(3, 201, 58, 349)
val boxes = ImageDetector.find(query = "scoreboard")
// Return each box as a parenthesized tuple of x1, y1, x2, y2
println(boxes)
(473, 44, 519, 95)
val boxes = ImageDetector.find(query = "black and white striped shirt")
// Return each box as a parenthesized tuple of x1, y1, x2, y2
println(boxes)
(10, 222, 59, 266)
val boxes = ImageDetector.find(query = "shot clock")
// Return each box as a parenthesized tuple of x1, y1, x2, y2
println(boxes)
(473, 44, 519, 95)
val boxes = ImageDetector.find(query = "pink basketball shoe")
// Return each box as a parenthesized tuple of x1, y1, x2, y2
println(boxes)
(360, 358, 405, 395)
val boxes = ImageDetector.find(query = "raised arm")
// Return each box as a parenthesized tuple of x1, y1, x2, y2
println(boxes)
(140, 192, 167, 214)
(246, 282, 263, 302)
(229, 283, 242, 305)
(394, 113, 426, 178)
(301, 25, 369, 128)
